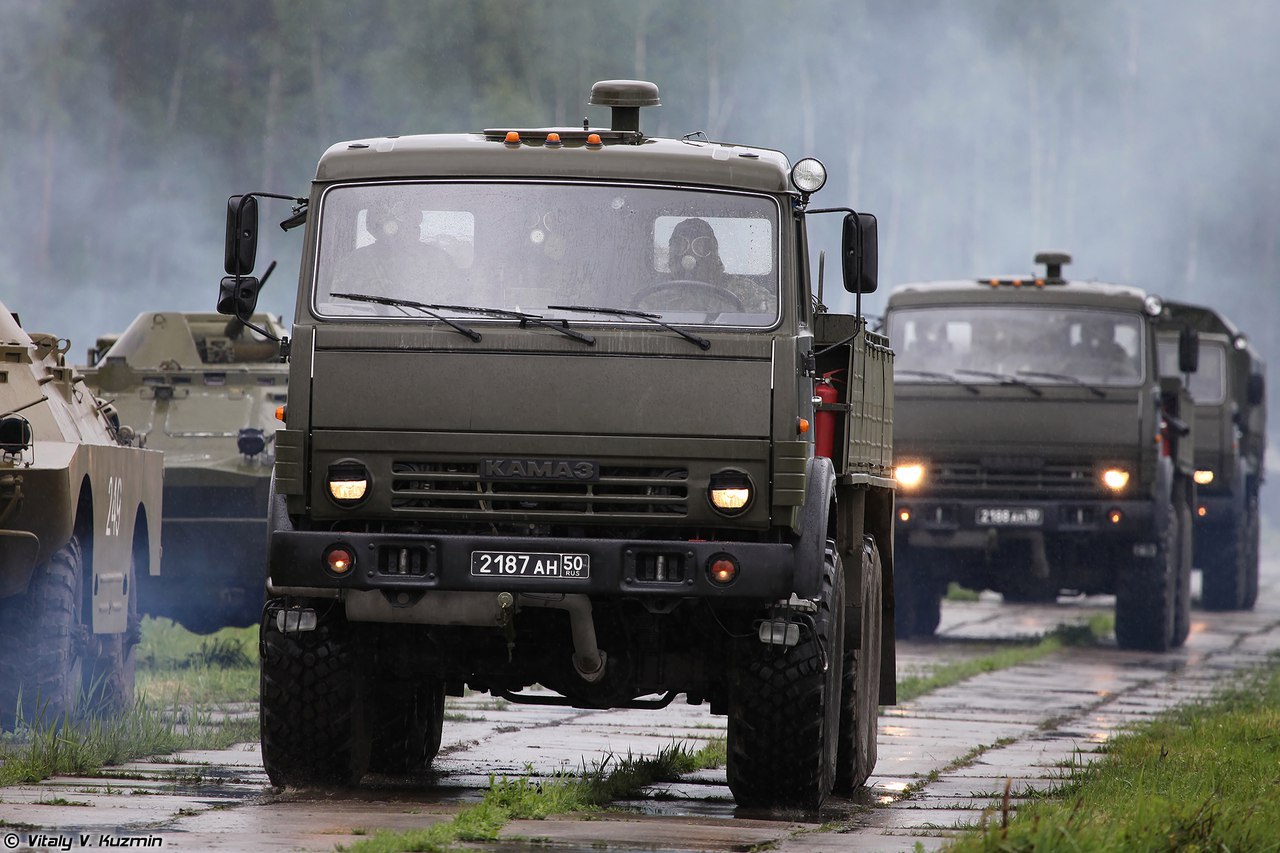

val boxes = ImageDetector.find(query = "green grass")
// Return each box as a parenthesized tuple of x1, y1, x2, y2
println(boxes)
(944, 582, 981, 602)
(943, 657, 1280, 852)
(343, 739, 727, 853)
(896, 615, 1112, 703)
(0, 617, 260, 786)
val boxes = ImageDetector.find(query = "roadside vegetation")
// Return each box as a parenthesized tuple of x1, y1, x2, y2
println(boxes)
(0, 618, 258, 786)
(343, 739, 727, 853)
(944, 656, 1280, 852)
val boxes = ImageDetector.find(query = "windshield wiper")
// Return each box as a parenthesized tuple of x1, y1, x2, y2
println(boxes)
(547, 305, 711, 350)
(1016, 370, 1107, 399)
(331, 292, 481, 342)
(895, 369, 981, 394)
(955, 368, 1044, 397)
(430, 303, 594, 345)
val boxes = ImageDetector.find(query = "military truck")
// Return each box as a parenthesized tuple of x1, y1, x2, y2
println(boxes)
(1158, 302, 1266, 611)
(84, 311, 288, 632)
(217, 80, 896, 808)
(885, 252, 1197, 652)
(0, 303, 163, 727)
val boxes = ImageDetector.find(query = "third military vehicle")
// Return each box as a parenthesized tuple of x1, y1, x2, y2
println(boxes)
(217, 80, 896, 808)
(0, 302, 163, 727)
(1158, 301, 1266, 611)
(85, 311, 287, 632)
(886, 252, 1197, 651)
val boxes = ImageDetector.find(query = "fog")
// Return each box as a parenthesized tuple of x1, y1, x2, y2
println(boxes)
(2, 0, 1276, 509)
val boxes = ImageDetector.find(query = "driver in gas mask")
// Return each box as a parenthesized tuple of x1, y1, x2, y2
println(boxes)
(663, 217, 773, 313)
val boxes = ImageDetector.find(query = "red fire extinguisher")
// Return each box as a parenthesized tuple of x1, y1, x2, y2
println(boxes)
(814, 370, 843, 459)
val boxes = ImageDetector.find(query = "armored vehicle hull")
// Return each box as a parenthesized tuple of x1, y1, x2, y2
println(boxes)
(84, 312, 286, 632)
(1159, 302, 1266, 610)
(886, 259, 1196, 651)
(0, 305, 163, 727)
(221, 80, 896, 810)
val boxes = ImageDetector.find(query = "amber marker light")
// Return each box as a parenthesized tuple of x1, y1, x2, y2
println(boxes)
(1193, 470, 1215, 486)
(898, 508, 912, 523)
(586, 133, 603, 147)
(708, 554, 739, 585)
(1108, 509, 1123, 524)
(275, 405, 287, 423)
(797, 418, 810, 434)
(324, 546, 354, 575)
(1198, 506, 1208, 517)
(1101, 468, 1130, 492)
(504, 131, 521, 146)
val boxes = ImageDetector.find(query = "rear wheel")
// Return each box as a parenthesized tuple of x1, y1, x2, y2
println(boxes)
(260, 602, 370, 786)
(1115, 503, 1177, 652)
(727, 541, 844, 809)
(834, 537, 882, 794)
(368, 677, 446, 775)
(0, 536, 85, 728)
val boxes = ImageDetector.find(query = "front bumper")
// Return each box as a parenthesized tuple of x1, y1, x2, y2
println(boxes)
(895, 495, 1158, 549)
(268, 530, 796, 603)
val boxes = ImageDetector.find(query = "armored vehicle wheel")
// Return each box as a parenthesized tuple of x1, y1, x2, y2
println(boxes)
(834, 537, 882, 794)
(727, 541, 845, 809)
(1200, 507, 1251, 612)
(0, 536, 86, 727)
(368, 677, 446, 775)
(1171, 493, 1193, 648)
(1241, 499, 1261, 610)
(260, 602, 370, 786)
(1114, 504, 1177, 652)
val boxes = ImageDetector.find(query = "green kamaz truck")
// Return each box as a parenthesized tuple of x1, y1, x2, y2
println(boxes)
(0, 303, 164, 727)
(84, 311, 289, 632)
(1158, 301, 1266, 611)
(885, 252, 1197, 651)
(216, 80, 896, 809)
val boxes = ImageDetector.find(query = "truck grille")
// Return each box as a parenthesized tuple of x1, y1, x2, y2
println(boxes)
(930, 459, 1098, 496)
(390, 462, 689, 517)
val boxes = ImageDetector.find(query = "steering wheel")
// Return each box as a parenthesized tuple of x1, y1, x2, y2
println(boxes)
(628, 280, 745, 313)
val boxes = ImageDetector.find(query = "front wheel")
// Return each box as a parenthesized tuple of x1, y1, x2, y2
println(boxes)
(368, 677, 446, 775)
(1114, 504, 1177, 652)
(259, 602, 370, 786)
(727, 541, 845, 810)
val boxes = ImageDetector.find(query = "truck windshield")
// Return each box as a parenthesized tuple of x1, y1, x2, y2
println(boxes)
(312, 182, 781, 328)
(889, 306, 1146, 387)
(1158, 339, 1226, 404)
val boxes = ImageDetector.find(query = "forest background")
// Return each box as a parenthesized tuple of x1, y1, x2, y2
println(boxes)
(2, 0, 1277, 516)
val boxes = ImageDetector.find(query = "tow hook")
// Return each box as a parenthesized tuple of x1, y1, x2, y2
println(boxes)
(496, 591, 517, 662)
(758, 593, 817, 647)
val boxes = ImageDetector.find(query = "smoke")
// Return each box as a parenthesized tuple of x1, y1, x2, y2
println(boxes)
(3, 0, 1276, 510)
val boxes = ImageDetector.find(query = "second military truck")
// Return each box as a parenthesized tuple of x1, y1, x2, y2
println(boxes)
(219, 80, 896, 809)
(887, 252, 1197, 651)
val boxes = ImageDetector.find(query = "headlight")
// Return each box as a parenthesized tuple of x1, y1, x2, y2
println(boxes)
(895, 463, 926, 490)
(791, 158, 827, 194)
(1101, 468, 1130, 492)
(1143, 295, 1164, 316)
(327, 460, 371, 505)
(1193, 469, 1215, 486)
(708, 470, 753, 515)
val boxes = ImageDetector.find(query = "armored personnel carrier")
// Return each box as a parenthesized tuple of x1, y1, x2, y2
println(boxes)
(218, 80, 896, 809)
(84, 312, 287, 632)
(886, 252, 1198, 651)
(0, 303, 163, 727)
(1158, 301, 1266, 610)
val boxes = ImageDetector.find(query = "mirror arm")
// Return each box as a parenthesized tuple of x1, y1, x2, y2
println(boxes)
(233, 260, 281, 342)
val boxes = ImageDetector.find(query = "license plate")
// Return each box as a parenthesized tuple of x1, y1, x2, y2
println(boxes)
(975, 507, 1044, 526)
(470, 551, 590, 579)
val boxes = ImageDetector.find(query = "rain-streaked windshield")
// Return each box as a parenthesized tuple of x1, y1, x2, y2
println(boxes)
(313, 182, 780, 327)
(1158, 339, 1226, 404)
(889, 306, 1146, 387)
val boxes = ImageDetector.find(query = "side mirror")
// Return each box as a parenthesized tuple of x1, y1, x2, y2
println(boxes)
(841, 211, 878, 294)
(1177, 326, 1199, 374)
(218, 275, 261, 317)
(224, 195, 259, 275)
(1247, 373, 1265, 406)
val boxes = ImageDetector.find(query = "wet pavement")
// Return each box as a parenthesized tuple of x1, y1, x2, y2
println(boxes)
(2, 560, 1277, 852)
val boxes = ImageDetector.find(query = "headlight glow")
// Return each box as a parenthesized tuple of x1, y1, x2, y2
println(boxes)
(895, 463, 926, 489)
(329, 479, 368, 501)
(707, 470, 754, 516)
(327, 460, 372, 505)
(1101, 468, 1130, 491)
(1193, 469, 1215, 486)
(710, 487, 751, 510)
